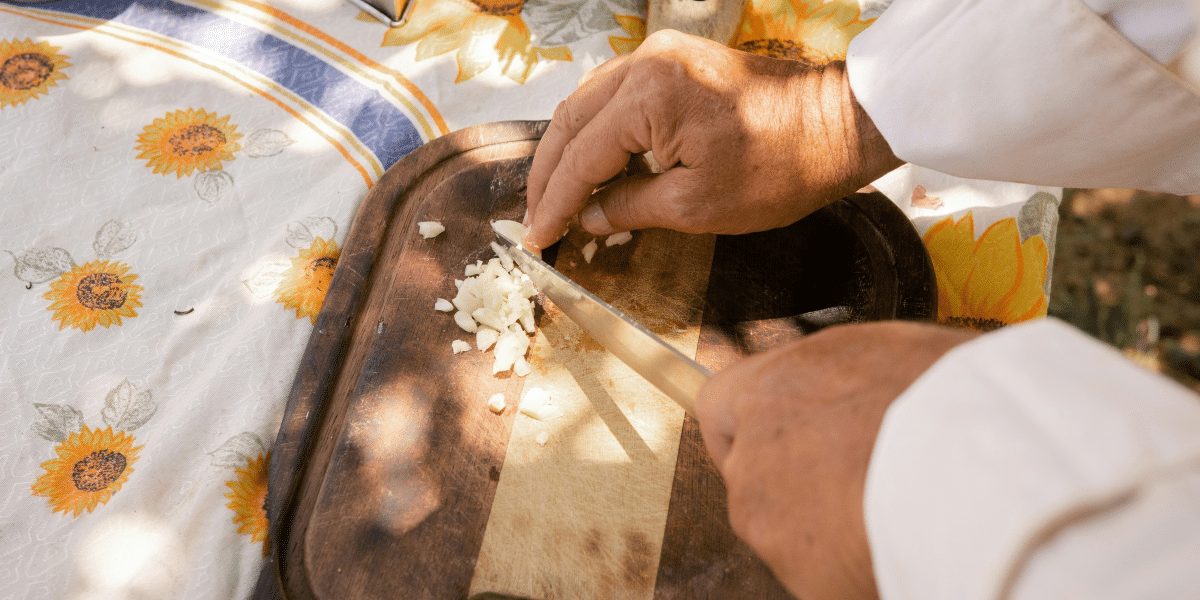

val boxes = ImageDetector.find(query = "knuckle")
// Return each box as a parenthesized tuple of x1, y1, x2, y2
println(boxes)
(557, 139, 591, 181)
(641, 29, 686, 54)
(550, 99, 578, 130)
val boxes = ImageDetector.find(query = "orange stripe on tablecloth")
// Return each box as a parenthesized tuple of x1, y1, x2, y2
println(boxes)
(2, 6, 377, 188)
(181, 0, 445, 142)
(229, 0, 449, 136)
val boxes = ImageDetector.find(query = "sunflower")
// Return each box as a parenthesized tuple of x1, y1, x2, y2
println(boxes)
(608, 14, 646, 55)
(225, 452, 270, 554)
(0, 38, 70, 108)
(44, 260, 144, 332)
(136, 108, 243, 178)
(379, 0, 571, 84)
(31, 425, 142, 517)
(923, 213, 1049, 332)
(731, 0, 872, 65)
(276, 237, 340, 324)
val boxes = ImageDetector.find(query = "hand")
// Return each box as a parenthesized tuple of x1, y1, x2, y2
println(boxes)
(695, 321, 980, 600)
(522, 29, 902, 251)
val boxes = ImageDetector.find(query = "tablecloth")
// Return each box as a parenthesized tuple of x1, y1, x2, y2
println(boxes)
(0, 0, 1058, 597)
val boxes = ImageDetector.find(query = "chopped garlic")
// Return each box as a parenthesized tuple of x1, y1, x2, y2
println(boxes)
(441, 220, 541, 376)
(454, 310, 478, 333)
(491, 220, 541, 259)
(513, 356, 532, 377)
(535, 431, 549, 445)
(418, 221, 445, 239)
(451, 340, 471, 354)
(582, 239, 598, 263)
(605, 231, 633, 246)
(519, 387, 564, 421)
(476, 327, 499, 351)
(487, 393, 506, 414)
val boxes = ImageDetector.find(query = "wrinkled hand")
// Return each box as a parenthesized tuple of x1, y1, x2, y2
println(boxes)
(696, 321, 980, 600)
(522, 29, 902, 251)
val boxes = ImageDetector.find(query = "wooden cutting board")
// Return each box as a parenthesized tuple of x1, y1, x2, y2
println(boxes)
(256, 120, 935, 600)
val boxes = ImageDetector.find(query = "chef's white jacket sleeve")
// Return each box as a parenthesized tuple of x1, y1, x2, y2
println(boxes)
(845, 0, 1200, 195)
(865, 318, 1200, 600)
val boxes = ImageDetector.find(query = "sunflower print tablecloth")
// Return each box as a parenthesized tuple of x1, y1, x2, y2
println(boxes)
(0, 0, 1056, 598)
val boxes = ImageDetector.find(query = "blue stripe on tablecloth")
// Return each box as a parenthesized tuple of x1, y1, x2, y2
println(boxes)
(29, 0, 422, 170)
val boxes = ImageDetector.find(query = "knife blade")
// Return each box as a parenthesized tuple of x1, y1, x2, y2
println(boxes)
(493, 229, 711, 416)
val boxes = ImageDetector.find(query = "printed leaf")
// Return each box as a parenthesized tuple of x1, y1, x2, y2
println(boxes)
(1017, 191, 1060, 242)
(208, 432, 267, 468)
(93, 219, 137, 260)
(244, 129, 294, 158)
(523, 0, 619, 47)
(285, 217, 337, 249)
(910, 185, 943, 210)
(241, 254, 292, 299)
(195, 170, 235, 205)
(31, 403, 85, 443)
(859, 0, 894, 20)
(101, 379, 157, 432)
(7, 247, 74, 285)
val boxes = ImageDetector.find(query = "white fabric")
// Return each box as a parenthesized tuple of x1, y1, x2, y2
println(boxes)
(846, 0, 1200, 195)
(865, 319, 1200, 600)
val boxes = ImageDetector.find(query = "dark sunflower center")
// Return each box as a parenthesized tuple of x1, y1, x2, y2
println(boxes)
(736, 39, 818, 65)
(72, 449, 127, 492)
(307, 256, 337, 274)
(76, 272, 128, 310)
(0, 52, 55, 91)
(469, 0, 523, 16)
(168, 124, 227, 157)
(941, 316, 1007, 332)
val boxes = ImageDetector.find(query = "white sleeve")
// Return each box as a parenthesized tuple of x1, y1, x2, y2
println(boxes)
(864, 319, 1200, 600)
(845, 0, 1200, 195)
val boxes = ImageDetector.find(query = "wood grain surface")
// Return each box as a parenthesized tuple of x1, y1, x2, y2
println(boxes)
(258, 120, 935, 600)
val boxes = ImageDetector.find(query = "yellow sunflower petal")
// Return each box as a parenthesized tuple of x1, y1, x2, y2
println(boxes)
(276, 237, 341, 324)
(923, 214, 976, 322)
(454, 17, 507, 82)
(225, 452, 271, 554)
(384, 0, 471, 47)
(1010, 235, 1050, 322)
(962, 218, 1025, 318)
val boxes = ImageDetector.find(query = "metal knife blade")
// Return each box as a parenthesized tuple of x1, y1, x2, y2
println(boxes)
(494, 229, 711, 416)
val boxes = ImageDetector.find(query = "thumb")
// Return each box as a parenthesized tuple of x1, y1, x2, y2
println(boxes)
(583, 169, 700, 235)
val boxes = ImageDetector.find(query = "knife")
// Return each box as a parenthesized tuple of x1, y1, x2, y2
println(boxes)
(493, 229, 712, 416)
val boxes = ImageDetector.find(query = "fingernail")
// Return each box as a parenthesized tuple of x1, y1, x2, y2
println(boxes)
(522, 208, 530, 227)
(581, 203, 613, 235)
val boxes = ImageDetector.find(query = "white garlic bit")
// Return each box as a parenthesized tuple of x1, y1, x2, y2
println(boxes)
(582, 239, 598, 263)
(605, 231, 633, 246)
(476, 327, 499, 351)
(535, 431, 550, 446)
(417, 221, 445, 239)
(490, 220, 541, 259)
(451, 340, 471, 354)
(434, 298, 454, 312)
(487, 393, 506, 414)
(519, 387, 564, 421)
(454, 310, 478, 333)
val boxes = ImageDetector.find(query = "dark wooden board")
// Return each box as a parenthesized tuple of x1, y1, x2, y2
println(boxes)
(257, 120, 935, 600)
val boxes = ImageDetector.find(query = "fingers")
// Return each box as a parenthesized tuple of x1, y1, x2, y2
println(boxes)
(525, 55, 633, 246)
(695, 348, 775, 470)
(577, 168, 700, 236)
(524, 95, 654, 249)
